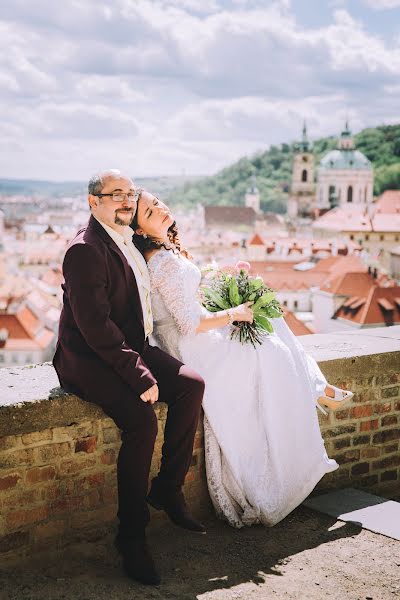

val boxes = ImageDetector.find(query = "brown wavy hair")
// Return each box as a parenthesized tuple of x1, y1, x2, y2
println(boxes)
(130, 190, 192, 260)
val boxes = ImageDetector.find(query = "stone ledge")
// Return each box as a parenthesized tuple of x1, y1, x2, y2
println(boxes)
(0, 326, 399, 439)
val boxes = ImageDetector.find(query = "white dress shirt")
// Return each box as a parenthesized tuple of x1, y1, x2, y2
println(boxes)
(94, 216, 153, 338)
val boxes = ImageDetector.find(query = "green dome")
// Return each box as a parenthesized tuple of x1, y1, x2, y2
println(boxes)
(320, 149, 371, 170)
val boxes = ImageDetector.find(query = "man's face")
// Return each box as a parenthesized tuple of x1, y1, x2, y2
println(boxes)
(89, 176, 137, 229)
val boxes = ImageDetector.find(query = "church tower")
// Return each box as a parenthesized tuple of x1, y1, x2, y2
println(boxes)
(245, 175, 261, 214)
(287, 122, 316, 219)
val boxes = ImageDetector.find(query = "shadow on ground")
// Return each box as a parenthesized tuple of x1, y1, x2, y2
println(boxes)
(4, 502, 392, 600)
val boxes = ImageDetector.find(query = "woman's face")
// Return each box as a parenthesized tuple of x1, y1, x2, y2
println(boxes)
(135, 191, 174, 239)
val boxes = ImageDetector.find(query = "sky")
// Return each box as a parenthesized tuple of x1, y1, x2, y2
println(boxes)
(0, 0, 399, 181)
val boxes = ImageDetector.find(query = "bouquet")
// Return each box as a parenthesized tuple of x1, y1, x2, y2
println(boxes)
(200, 261, 284, 347)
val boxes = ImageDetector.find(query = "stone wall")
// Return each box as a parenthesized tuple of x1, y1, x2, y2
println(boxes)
(0, 327, 399, 563)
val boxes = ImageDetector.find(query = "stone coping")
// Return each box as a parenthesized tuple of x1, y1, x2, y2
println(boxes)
(1, 326, 399, 438)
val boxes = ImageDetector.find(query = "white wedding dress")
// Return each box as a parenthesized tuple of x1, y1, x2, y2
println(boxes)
(148, 249, 338, 528)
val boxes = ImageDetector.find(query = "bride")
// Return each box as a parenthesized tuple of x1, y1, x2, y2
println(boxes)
(131, 191, 353, 528)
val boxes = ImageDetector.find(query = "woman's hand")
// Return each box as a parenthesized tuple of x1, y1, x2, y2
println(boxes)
(229, 302, 254, 323)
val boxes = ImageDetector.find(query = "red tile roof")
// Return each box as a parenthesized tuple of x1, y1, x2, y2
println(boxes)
(283, 309, 314, 336)
(250, 255, 366, 293)
(335, 285, 400, 326)
(321, 271, 373, 295)
(248, 233, 265, 246)
(375, 190, 400, 214)
(0, 307, 54, 350)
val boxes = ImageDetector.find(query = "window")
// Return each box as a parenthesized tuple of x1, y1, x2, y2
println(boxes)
(347, 186, 353, 203)
(0, 354, 4, 363)
(350, 235, 354, 241)
(380, 234, 384, 241)
(294, 300, 298, 310)
(365, 235, 369, 241)
(301, 169, 308, 182)
(283, 300, 288, 306)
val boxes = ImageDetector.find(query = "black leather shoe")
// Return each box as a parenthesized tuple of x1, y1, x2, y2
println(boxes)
(115, 535, 161, 586)
(147, 485, 206, 533)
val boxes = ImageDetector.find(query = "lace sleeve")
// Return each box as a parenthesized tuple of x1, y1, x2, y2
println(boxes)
(149, 251, 203, 337)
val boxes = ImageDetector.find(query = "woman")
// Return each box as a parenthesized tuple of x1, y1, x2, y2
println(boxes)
(131, 190, 353, 528)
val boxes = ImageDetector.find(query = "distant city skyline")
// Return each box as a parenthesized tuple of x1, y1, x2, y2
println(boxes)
(1, 0, 399, 181)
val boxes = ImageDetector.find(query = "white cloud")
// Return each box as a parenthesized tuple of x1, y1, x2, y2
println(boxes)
(362, 0, 400, 9)
(0, 0, 399, 179)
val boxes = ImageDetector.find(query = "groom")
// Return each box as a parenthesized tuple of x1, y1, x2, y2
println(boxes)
(53, 169, 205, 586)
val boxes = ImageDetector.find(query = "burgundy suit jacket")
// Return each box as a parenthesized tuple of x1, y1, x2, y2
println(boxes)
(53, 215, 157, 398)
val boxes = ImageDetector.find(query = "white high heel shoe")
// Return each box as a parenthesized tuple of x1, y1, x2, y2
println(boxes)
(316, 385, 354, 416)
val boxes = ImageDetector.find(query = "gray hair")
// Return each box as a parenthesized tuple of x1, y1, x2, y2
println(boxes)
(88, 169, 129, 196)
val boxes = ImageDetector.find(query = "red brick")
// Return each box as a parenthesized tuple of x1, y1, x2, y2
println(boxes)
(381, 386, 399, 399)
(21, 430, 53, 446)
(376, 373, 399, 386)
(184, 470, 196, 483)
(37, 442, 71, 463)
(75, 436, 97, 454)
(351, 405, 373, 418)
(361, 447, 381, 459)
(383, 443, 398, 454)
(26, 466, 56, 485)
(0, 531, 30, 553)
(334, 449, 360, 464)
(355, 474, 379, 487)
(373, 402, 392, 415)
(323, 425, 357, 438)
(372, 428, 400, 445)
(352, 435, 370, 446)
(59, 457, 96, 475)
(6, 505, 48, 529)
(360, 419, 379, 432)
(351, 462, 370, 476)
(381, 415, 398, 427)
(0, 448, 35, 468)
(335, 409, 350, 420)
(1, 489, 40, 510)
(395, 401, 400, 411)
(73, 472, 105, 493)
(0, 473, 21, 491)
(380, 470, 398, 482)
(372, 454, 400, 470)
(100, 449, 116, 465)
(334, 437, 351, 450)
(103, 428, 120, 444)
(34, 520, 66, 541)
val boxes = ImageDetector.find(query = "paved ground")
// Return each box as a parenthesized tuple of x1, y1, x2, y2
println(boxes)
(0, 504, 399, 600)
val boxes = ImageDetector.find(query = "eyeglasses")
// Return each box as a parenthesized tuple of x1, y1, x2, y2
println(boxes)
(94, 192, 138, 203)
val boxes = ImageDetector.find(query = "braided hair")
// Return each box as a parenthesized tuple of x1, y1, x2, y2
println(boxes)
(130, 190, 192, 260)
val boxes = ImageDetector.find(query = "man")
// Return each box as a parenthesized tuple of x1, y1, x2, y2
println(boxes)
(53, 169, 205, 586)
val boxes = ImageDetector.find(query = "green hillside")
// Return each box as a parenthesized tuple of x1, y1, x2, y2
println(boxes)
(167, 124, 400, 213)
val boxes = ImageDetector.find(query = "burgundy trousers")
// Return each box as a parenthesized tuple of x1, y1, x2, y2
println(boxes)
(56, 342, 205, 538)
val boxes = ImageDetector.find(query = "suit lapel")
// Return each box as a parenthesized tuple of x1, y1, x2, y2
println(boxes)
(87, 216, 144, 325)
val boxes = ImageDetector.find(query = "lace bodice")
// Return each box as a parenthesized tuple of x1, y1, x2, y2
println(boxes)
(147, 249, 205, 358)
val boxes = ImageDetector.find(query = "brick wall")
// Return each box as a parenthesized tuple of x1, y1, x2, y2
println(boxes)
(0, 398, 207, 562)
(1, 327, 399, 563)
(316, 372, 400, 492)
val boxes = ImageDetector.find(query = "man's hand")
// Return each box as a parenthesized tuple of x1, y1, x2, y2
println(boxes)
(140, 384, 159, 404)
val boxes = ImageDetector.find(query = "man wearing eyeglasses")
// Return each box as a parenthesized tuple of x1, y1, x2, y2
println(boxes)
(53, 169, 205, 586)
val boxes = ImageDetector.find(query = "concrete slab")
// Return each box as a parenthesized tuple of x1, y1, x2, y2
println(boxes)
(300, 326, 400, 362)
(303, 487, 400, 541)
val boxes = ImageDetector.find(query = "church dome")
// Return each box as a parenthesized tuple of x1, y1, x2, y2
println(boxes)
(320, 149, 371, 171)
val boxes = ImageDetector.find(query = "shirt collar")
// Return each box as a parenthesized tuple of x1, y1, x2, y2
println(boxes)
(93, 215, 133, 246)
